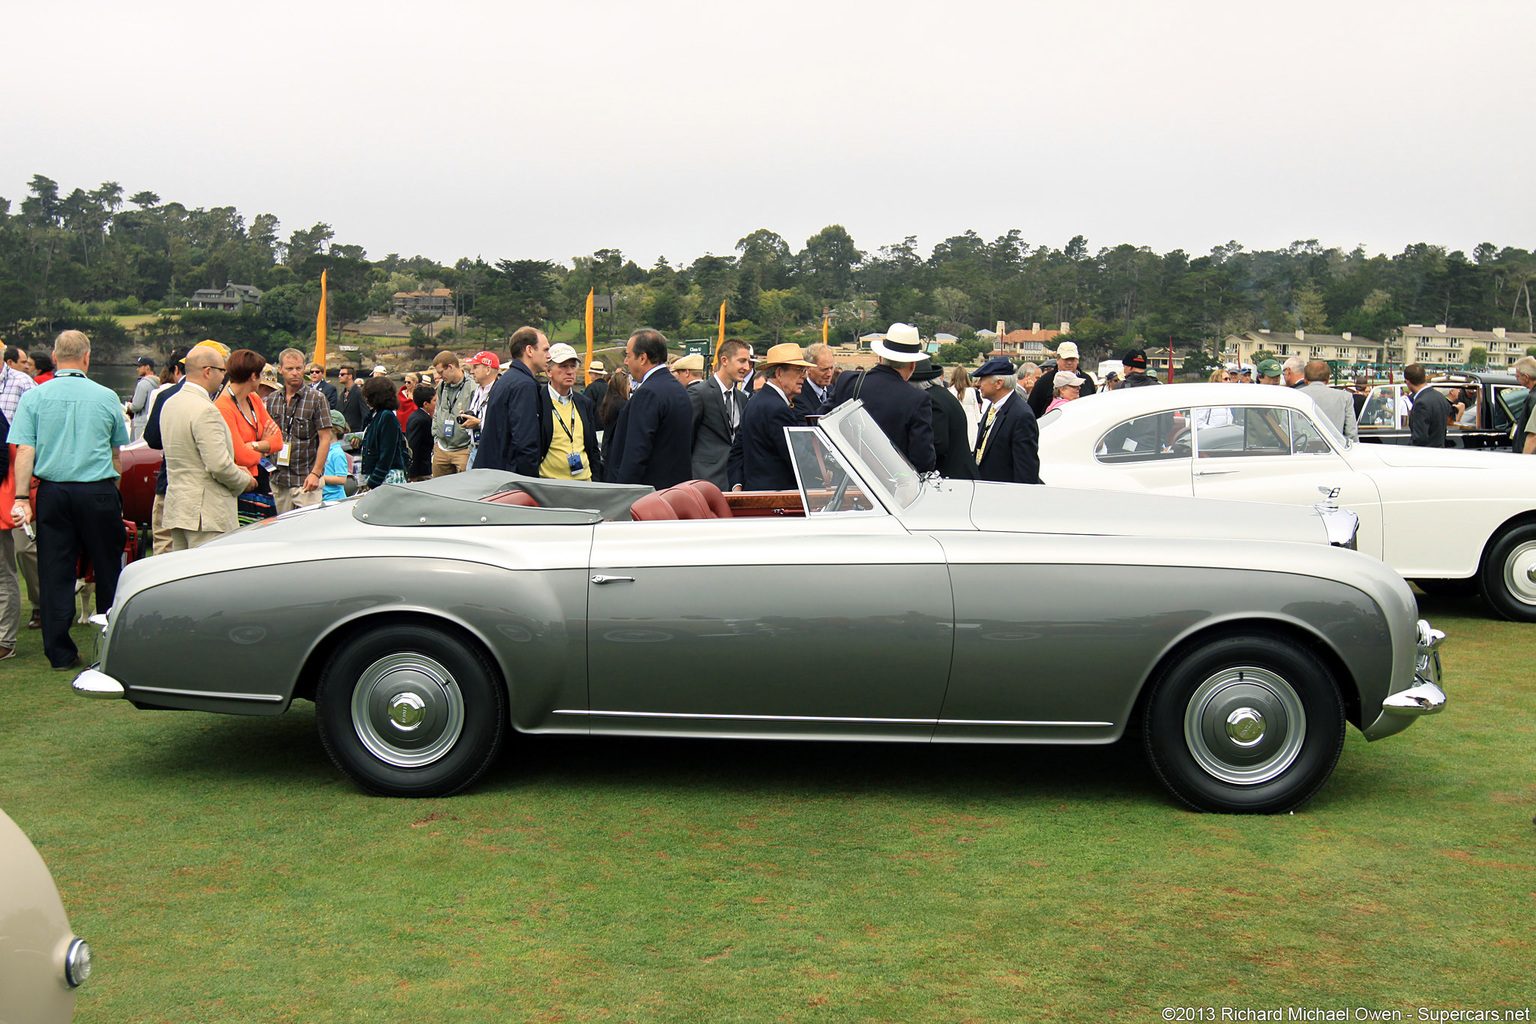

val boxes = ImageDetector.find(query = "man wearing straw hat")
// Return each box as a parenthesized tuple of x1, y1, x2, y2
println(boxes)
(827, 322, 935, 473)
(735, 342, 814, 491)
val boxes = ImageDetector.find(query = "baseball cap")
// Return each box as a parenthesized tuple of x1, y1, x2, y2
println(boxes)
(466, 350, 501, 369)
(549, 343, 580, 365)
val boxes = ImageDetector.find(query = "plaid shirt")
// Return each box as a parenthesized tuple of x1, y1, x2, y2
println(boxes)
(0, 364, 36, 421)
(264, 385, 332, 490)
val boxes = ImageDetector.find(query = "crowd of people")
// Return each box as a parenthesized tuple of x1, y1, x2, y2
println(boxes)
(5, 323, 1536, 667)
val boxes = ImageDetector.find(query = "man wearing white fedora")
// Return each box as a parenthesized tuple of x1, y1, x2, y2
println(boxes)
(827, 323, 935, 472)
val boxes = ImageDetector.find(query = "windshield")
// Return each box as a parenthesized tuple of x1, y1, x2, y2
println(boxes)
(818, 402, 924, 509)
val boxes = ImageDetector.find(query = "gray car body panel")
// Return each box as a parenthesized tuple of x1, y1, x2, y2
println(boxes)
(95, 405, 1427, 751)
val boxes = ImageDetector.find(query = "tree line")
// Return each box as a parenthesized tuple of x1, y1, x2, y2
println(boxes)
(3, 173, 1534, 367)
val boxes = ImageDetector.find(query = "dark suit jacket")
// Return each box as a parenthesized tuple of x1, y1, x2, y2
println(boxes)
(342, 383, 372, 432)
(540, 388, 604, 481)
(690, 374, 747, 489)
(919, 381, 976, 479)
(736, 385, 804, 491)
(828, 365, 936, 473)
(315, 379, 341, 411)
(976, 394, 1042, 484)
(1409, 385, 1453, 448)
(477, 361, 543, 475)
(405, 408, 434, 478)
(1027, 369, 1096, 417)
(615, 367, 693, 488)
(792, 381, 832, 420)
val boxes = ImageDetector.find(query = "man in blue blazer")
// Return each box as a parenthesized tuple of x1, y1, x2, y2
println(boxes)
(614, 329, 693, 489)
(476, 326, 550, 475)
(973, 356, 1042, 485)
(734, 343, 812, 491)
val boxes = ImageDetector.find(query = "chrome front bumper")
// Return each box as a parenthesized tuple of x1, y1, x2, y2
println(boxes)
(1382, 619, 1446, 717)
(71, 668, 125, 700)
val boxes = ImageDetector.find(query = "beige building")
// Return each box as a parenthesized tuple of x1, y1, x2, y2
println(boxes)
(391, 288, 454, 318)
(1390, 324, 1536, 370)
(1227, 329, 1386, 370)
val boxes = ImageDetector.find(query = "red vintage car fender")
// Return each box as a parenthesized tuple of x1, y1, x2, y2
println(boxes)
(118, 442, 163, 527)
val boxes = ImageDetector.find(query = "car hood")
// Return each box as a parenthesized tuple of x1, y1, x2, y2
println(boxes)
(961, 480, 1329, 545)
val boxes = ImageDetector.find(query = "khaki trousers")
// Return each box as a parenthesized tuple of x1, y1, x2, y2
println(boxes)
(170, 528, 224, 551)
(12, 525, 39, 610)
(274, 486, 322, 515)
(0, 528, 19, 646)
(151, 493, 175, 555)
(431, 444, 470, 477)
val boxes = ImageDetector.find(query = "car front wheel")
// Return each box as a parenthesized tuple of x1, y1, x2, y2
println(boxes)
(1479, 523, 1536, 622)
(316, 624, 507, 797)
(1143, 634, 1345, 814)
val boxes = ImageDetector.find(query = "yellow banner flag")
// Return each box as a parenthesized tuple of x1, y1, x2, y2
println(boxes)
(584, 288, 595, 385)
(313, 269, 328, 368)
(715, 299, 728, 360)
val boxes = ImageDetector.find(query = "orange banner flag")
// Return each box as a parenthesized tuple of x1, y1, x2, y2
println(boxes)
(823, 314, 829, 346)
(715, 298, 727, 359)
(313, 269, 328, 367)
(584, 289, 595, 385)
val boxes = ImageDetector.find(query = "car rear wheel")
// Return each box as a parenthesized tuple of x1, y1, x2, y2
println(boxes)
(315, 624, 506, 797)
(1143, 634, 1344, 814)
(1478, 523, 1536, 622)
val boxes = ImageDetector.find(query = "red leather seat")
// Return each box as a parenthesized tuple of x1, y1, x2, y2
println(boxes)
(660, 485, 711, 519)
(686, 479, 732, 519)
(483, 490, 539, 507)
(628, 492, 679, 521)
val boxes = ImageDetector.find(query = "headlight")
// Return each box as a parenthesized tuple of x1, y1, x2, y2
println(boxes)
(65, 937, 92, 987)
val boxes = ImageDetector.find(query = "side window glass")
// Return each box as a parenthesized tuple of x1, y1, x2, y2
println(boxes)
(1360, 386, 1400, 427)
(1204, 408, 1293, 457)
(787, 428, 879, 515)
(1094, 410, 1191, 463)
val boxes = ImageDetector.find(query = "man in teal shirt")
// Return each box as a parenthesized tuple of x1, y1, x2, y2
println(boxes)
(8, 330, 129, 670)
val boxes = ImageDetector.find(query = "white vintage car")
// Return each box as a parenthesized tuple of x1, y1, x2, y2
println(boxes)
(1037, 383, 1536, 621)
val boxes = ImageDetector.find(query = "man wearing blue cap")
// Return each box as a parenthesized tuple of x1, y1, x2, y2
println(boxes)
(973, 356, 1041, 485)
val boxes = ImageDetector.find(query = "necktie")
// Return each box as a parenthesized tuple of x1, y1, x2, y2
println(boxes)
(975, 407, 995, 462)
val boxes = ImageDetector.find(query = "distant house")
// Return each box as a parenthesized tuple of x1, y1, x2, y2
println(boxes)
(392, 289, 454, 318)
(188, 283, 262, 312)
(992, 322, 1068, 361)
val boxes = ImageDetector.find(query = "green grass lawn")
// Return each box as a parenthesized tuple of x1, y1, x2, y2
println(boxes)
(2, 589, 1531, 1022)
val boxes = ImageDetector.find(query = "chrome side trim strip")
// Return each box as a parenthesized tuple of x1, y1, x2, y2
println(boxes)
(560, 709, 1112, 727)
(938, 719, 1114, 728)
(131, 686, 286, 704)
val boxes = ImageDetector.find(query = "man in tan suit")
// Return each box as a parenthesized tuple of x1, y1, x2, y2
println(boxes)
(160, 346, 252, 550)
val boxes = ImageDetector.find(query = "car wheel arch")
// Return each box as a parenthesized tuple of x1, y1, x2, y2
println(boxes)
(1130, 617, 1362, 732)
(293, 609, 509, 708)
(1476, 511, 1536, 622)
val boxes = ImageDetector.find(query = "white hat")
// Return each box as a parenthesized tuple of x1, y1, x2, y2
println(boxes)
(548, 343, 579, 365)
(871, 323, 925, 363)
(372, 365, 388, 375)
(1053, 370, 1085, 389)
(1055, 341, 1080, 360)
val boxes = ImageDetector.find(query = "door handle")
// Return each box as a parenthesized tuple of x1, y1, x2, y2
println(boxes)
(1194, 468, 1239, 476)
(590, 575, 635, 585)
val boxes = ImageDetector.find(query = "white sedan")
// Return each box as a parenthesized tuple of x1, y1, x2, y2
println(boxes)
(1038, 382, 1536, 621)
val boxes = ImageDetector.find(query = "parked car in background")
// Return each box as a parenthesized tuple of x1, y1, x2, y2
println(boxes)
(1038, 383, 1536, 620)
(0, 808, 93, 1023)
(74, 403, 1445, 814)
(1356, 371, 1523, 449)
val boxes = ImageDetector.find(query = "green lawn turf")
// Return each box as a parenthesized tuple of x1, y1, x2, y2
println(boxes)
(1, 589, 1531, 1022)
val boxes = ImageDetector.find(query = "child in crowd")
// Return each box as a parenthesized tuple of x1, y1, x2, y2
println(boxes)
(321, 409, 350, 502)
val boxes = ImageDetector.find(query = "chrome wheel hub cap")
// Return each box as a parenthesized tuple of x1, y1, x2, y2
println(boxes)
(1502, 541, 1536, 606)
(351, 653, 465, 768)
(1184, 667, 1306, 784)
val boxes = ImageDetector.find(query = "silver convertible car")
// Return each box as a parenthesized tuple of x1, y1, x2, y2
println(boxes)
(73, 404, 1446, 813)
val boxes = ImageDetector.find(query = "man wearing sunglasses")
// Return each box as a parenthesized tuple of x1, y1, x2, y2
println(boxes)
(308, 362, 339, 410)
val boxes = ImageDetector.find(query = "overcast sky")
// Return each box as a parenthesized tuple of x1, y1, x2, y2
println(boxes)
(5, 0, 1532, 269)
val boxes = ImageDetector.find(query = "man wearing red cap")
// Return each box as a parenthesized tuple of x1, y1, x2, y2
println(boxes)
(456, 350, 500, 465)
